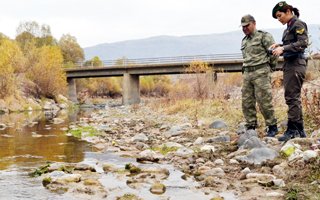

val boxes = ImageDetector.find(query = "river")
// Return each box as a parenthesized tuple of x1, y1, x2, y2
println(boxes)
(0, 107, 237, 200)
(0, 109, 94, 199)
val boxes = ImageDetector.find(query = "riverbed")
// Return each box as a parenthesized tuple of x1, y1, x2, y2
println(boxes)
(0, 107, 237, 200)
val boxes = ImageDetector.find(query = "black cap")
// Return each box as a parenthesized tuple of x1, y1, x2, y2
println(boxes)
(272, 1, 289, 18)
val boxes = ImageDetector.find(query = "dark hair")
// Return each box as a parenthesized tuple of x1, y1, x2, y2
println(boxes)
(279, 5, 300, 18)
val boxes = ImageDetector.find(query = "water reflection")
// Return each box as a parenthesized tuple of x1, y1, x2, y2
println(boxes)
(0, 109, 90, 170)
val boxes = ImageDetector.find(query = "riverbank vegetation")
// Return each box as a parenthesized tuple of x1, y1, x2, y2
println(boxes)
(0, 21, 85, 111)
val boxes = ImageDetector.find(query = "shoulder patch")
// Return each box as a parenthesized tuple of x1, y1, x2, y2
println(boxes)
(257, 30, 266, 34)
(296, 28, 305, 34)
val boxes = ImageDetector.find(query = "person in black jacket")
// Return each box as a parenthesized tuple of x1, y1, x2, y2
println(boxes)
(270, 1, 308, 141)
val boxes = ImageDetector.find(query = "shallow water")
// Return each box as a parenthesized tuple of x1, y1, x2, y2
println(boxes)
(0, 108, 238, 200)
(0, 109, 90, 199)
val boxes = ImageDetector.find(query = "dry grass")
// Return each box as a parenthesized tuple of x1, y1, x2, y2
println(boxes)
(148, 60, 320, 133)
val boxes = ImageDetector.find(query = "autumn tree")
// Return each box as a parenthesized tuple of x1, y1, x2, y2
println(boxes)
(186, 61, 213, 100)
(0, 38, 24, 98)
(84, 56, 103, 67)
(26, 46, 67, 98)
(0, 33, 9, 40)
(140, 76, 171, 96)
(58, 34, 84, 67)
(15, 21, 57, 54)
(114, 57, 134, 66)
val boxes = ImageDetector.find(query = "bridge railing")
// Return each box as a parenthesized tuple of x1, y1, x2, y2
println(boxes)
(78, 53, 243, 67)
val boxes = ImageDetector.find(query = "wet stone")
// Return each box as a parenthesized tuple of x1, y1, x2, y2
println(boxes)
(150, 182, 166, 194)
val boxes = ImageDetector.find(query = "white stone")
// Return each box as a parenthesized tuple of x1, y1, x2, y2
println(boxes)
(194, 137, 204, 145)
(272, 165, 286, 177)
(214, 159, 224, 166)
(200, 145, 215, 153)
(302, 150, 318, 161)
(273, 179, 285, 187)
(241, 167, 251, 175)
(246, 173, 276, 181)
(266, 192, 284, 197)
(203, 167, 225, 177)
(229, 159, 239, 164)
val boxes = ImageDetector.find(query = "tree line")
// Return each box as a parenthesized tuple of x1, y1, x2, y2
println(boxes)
(0, 21, 173, 102)
(0, 21, 86, 100)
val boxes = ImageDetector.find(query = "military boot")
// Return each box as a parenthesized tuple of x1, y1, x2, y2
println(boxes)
(278, 121, 299, 142)
(266, 124, 278, 137)
(296, 122, 307, 138)
(278, 129, 299, 142)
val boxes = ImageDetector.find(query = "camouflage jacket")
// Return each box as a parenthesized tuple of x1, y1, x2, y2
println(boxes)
(282, 16, 308, 58)
(241, 30, 278, 69)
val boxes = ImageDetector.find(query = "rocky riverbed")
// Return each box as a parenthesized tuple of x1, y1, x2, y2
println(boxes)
(28, 99, 320, 200)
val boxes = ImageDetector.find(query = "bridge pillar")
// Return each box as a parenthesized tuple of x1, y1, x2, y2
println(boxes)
(67, 78, 78, 103)
(122, 73, 140, 105)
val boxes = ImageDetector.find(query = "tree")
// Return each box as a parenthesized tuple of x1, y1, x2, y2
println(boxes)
(186, 61, 213, 100)
(0, 33, 9, 40)
(58, 34, 84, 66)
(27, 46, 67, 98)
(15, 31, 36, 53)
(15, 21, 57, 53)
(115, 57, 133, 66)
(0, 38, 24, 97)
(84, 56, 102, 67)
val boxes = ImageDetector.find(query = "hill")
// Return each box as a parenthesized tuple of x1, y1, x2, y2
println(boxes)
(84, 24, 320, 60)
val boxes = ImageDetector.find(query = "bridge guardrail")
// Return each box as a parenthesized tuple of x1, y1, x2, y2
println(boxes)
(78, 53, 243, 67)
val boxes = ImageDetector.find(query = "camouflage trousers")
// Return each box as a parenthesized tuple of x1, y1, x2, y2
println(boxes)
(242, 65, 277, 128)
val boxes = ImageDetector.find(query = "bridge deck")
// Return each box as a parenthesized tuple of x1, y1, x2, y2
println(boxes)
(66, 53, 285, 79)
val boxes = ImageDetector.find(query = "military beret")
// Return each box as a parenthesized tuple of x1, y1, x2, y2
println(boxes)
(272, 1, 289, 18)
(241, 14, 255, 26)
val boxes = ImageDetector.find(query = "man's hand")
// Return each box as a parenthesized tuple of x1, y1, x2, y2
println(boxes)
(273, 46, 284, 56)
(269, 44, 284, 56)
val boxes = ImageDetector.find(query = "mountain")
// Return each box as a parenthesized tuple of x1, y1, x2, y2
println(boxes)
(84, 24, 320, 60)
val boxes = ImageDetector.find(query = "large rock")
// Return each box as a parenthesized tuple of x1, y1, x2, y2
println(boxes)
(175, 147, 194, 157)
(209, 120, 228, 129)
(238, 129, 265, 150)
(235, 147, 279, 165)
(131, 133, 149, 142)
(137, 149, 164, 162)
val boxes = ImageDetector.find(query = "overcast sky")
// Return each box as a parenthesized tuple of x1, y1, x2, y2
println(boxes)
(0, 0, 319, 47)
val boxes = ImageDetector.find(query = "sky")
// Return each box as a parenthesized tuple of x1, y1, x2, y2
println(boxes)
(0, 0, 319, 48)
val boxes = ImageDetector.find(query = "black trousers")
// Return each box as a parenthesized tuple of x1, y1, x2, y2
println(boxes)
(283, 58, 306, 124)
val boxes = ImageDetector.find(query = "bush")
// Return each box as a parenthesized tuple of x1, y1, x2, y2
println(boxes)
(302, 88, 320, 128)
(77, 77, 122, 98)
(140, 76, 171, 96)
(185, 61, 213, 100)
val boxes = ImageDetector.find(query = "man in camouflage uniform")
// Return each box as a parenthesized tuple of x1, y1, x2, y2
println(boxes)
(240, 14, 278, 136)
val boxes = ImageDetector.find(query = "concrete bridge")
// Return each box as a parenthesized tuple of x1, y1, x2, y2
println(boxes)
(65, 53, 284, 104)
